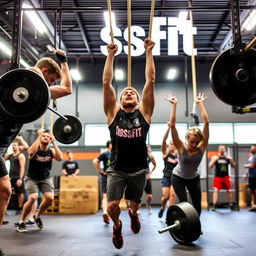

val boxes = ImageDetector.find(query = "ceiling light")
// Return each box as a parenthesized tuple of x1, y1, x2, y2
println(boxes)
(0, 38, 29, 68)
(115, 69, 124, 80)
(23, 3, 47, 34)
(167, 69, 177, 80)
(70, 69, 82, 81)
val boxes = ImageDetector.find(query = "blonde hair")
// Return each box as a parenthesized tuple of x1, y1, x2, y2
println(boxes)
(119, 87, 140, 101)
(185, 127, 204, 141)
(35, 58, 61, 80)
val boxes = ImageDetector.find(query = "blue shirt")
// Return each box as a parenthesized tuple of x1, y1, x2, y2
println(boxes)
(248, 154, 256, 178)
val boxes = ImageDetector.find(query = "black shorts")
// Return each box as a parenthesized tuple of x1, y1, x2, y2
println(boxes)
(0, 156, 8, 178)
(100, 175, 107, 194)
(249, 177, 256, 190)
(161, 176, 172, 187)
(10, 178, 25, 194)
(144, 179, 152, 194)
(107, 168, 146, 204)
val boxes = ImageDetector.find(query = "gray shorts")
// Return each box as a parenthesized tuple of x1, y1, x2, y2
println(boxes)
(107, 168, 146, 204)
(25, 176, 54, 195)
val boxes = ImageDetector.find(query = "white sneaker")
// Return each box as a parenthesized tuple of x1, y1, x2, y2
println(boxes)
(147, 207, 153, 215)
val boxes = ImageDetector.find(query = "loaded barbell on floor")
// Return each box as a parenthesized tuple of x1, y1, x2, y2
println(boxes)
(158, 202, 201, 245)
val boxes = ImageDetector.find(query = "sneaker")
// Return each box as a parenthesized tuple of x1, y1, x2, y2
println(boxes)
(33, 215, 43, 230)
(128, 208, 141, 234)
(112, 221, 123, 249)
(0, 248, 6, 256)
(15, 219, 35, 226)
(103, 213, 110, 224)
(211, 206, 216, 211)
(158, 208, 164, 218)
(248, 207, 256, 212)
(2, 220, 9, 225)
(147, 207, 153, 215)
(26, 219, 35, 225)
(17, 222, 27, 233)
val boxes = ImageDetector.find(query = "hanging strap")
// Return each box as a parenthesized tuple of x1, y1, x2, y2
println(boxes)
(107, 0, 114, 44)
(148, 0, 155, 39)
(127, 0, 132, 87)
(188, 1, 197, 114)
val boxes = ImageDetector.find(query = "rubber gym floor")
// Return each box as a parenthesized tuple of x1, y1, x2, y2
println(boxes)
(1, 207, 256, 256)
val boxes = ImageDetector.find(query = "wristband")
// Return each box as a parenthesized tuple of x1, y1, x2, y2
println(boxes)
(55, 52, 67, 63)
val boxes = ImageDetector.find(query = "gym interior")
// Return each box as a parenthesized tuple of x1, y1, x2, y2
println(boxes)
(0, 0, 256, 255)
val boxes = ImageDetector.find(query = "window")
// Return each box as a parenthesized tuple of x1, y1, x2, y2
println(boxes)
(234, 123, 256, 144)
(85, 124, 110, 146)
(208, 123, 234, 144)
(149, 123, 188, 145)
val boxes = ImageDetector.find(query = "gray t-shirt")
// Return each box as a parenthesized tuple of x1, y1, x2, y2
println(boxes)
(172, 147, 203, 179)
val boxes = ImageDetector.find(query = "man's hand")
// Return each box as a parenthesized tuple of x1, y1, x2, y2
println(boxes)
(16, 179, 22, 187)
(144, 38, 155, 52)
(107, 44, 118, 55)
(53, 48, 67, 63)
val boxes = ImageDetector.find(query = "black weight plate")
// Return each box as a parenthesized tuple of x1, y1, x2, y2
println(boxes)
(166, 202, 201, 244)
(53, 115, 82, 144)
(0, 69, 50, 123)
(210, 48, 256, 107)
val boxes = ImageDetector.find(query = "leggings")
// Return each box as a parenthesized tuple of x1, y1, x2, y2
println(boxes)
(171, 174, 201, 216)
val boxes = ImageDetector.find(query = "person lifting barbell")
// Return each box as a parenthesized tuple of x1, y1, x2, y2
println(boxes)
(0, 49, 72, 240)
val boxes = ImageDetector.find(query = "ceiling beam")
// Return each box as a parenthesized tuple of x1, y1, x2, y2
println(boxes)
(69, 0, 94, 63)
(29, 0, 66, 51)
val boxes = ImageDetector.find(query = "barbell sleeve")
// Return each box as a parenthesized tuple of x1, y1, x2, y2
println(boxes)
(47, 106, 68, 121)
(158, 220, 181, 234)
(244, 37, 256, 52)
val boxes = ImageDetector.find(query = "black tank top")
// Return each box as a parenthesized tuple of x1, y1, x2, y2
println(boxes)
(9, 153, 21, 178)
(27, 148, 53, 180)
(162, 152, 178, 178)
(214, 156, 230, 177)
(109, 109, 149, 173)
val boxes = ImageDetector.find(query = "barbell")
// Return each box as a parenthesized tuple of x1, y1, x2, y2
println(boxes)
(158, 202, 201, 245)
(0, 68, 82, 144)
(210, 47, 256, 107)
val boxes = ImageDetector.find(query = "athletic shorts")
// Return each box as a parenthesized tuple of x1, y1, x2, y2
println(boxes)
(100, 175, 108, 194)
(25, 176, 54, 195)
(248, 177, 256, 190)
(107, 167, 146, 204)
(0, 156, 8, 178)
(213, 176, 231, 190)
(10, 178, 25, 194)
(144, 179, 152, 194)
(161, 176, 172, 188)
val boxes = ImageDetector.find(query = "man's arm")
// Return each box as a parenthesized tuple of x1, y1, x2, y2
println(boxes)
(16, 136, 29, 152)
(92, 158, 102, 174)
(62, 168, 68, 176)
(16, 153, 26, 187)
(28, 130, 43, 159)
(227, 156, 235, 168)
(50, 135, 63, 161)
(50, 49, 72, 99)
(73, 168, 80, 176)
(4, 153, 10, 161)
(140, 38, 155, 123)
(102, 44, 119, 124)
(209, 155, 218, 168)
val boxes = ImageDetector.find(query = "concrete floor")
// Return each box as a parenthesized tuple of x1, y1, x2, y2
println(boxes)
(1, 207, 256, 256)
